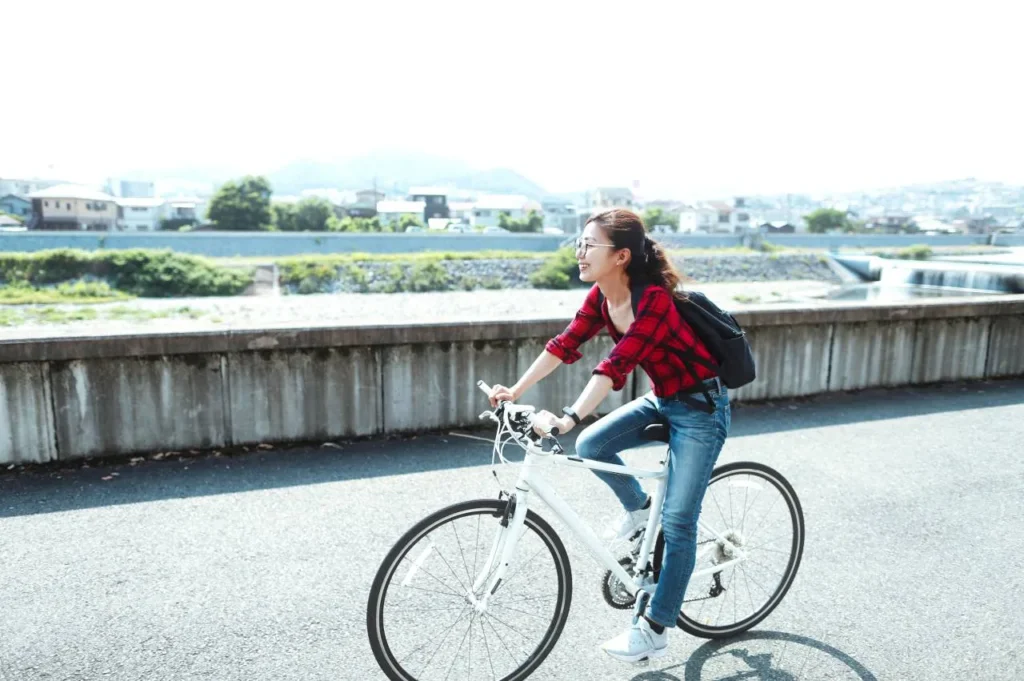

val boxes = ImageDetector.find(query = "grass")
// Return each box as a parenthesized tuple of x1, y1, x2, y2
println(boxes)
(0, 304, 205, 327)
(0, 280, 133, 305)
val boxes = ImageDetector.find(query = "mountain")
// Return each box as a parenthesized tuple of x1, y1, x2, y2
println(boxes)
(266, 152, 551, 199)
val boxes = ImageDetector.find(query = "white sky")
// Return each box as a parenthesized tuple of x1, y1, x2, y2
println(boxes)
(4, 0, 1021, 198)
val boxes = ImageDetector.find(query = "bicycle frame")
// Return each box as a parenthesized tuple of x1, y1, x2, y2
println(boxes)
(469, 439, 748, 613)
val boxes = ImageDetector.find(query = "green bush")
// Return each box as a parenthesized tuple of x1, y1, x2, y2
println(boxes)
(528, 247, 580, 289)
(407, 262, 450, 292)
(482, 277, 504, 290)
(458, 275, 480, 291)
(897, 245, 932, 260)
(0, 249, 252, 297)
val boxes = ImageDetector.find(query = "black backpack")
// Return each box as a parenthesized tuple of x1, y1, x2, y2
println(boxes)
(597, 283, 756, 410)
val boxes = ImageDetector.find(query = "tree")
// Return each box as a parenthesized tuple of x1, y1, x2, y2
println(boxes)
(395, 214, 424, 232)
(294, 197, 334, 232)
(804, 208, 850, 234)
(642, 207, 679, 232)
(499, 209, 543, 233)
(326, 215, 389, 232)
(208, 175, 273, 231)
(272, 203, 298, 231)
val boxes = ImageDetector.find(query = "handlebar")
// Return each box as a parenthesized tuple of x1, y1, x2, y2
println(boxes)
(477, 380, 563, 453)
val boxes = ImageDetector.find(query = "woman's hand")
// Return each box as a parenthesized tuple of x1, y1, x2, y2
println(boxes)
(532, 410, 574, 438)
(488, 384, 517, 407)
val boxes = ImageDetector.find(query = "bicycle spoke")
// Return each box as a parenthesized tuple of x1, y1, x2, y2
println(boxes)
(401, 561, 466, 600)
(451, 520, 474, 587)
(482, 610, 532, 642)
(399, 603, 471, 668)
(746, 532, 794, 552)
(432, 544, 471, 596)
(482, 612, 523, 670)
(479, 614, 496, 681)
(746, 493, 783, 539)
(443, 612, 475, 681)
(493, 544, 548, 593)
(491, 592, 559, 606)
(472, 515, 481, 592)
(490, 601, 550, 620)
(418, 603, 473, 676)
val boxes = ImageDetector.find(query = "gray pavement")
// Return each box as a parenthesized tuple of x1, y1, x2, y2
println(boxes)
(2, 380, 1023, 680)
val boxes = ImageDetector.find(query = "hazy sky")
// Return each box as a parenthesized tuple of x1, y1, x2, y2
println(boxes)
(5, 1, 1021, 198)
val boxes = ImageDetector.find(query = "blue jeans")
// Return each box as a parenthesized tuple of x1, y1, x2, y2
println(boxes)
(574, 382, 731, 628)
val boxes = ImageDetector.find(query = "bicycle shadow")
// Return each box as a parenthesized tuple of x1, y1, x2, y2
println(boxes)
(630, 630, 878, 681)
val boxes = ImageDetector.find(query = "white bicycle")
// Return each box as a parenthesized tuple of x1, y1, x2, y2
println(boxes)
(367, 381, 805, 681)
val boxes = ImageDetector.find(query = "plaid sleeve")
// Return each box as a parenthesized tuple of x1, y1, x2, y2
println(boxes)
(593, 286, 672, 390)
(545, 285, 605, 364)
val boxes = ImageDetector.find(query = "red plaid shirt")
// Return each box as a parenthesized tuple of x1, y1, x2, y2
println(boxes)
(545, 283, 717, 397)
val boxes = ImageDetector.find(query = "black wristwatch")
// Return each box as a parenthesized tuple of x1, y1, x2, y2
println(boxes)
(561, 406, 582, 426)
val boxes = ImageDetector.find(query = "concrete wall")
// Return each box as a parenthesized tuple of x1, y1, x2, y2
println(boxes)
(2, 230, 1020, 257)
(1, 296, 1023, 465)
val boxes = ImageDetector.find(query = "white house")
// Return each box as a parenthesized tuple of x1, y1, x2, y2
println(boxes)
(541, 201, 579, 233)
(117, 198, 167, 231)
(678, 205, 719, 233)
(376, 200, 425, 225)
(165, 197, 209, 223)
(472, 194, 534, 228)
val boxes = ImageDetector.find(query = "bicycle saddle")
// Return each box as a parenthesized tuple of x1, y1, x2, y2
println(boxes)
(641, 422, 670, 443)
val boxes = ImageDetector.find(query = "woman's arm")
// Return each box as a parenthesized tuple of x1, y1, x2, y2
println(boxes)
(510, 350, 563, 400)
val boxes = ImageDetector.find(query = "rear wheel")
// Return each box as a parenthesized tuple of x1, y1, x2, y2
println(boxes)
(674, 461, 805, 639)
(367, 499, 573, 681)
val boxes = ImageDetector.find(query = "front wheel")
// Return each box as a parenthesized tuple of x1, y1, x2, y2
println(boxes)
(367, 499, 573, 681)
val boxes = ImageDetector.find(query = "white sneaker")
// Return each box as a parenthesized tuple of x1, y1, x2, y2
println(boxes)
(601, 617, 668, 662)
(603, 500, 651, 542)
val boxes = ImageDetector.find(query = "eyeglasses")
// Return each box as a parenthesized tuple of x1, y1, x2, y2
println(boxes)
(574, 238, 616, 256)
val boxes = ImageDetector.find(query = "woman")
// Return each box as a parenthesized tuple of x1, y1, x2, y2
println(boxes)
(487, 208, 731, 663)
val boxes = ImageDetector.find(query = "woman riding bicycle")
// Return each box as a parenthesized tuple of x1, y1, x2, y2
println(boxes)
(487, 208, 731, 663)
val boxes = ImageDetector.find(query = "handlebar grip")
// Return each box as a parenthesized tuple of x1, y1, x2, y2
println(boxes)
(477, 380, 492, 395)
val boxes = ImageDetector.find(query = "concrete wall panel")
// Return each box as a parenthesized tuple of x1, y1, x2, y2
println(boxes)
(985, 316, 1024, 378)
(830, 321, 916, 390)
(0, 363, 57, 465)
(50, 356, 227, 459)
(731, 324, 832, 401)
(911, 318, 989, 384)
(228, 347, 382, 444)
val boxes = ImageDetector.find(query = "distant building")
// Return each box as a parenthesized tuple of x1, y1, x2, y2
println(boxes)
(377, 200, 425, 225)
(106, 179, 156, 199)
(588, 187, 636, 211)
(164, 197, 208, 223)
(408, 187, 451, 223)
(541, 201, 579, 233)
(704, 198, 752, 233)
(758, 221, 796, 234)
(678, 205, 718, 233)
(0, 194, 32, 219)
(0, 215, 25, 230)
(28, 184, 118, 230)
(356, 189, 386, 205)
(0, 177, 63, 198)
(472, 194, 533, 228)
(866, 214, 916, 233)
(118, 198, 167, 231)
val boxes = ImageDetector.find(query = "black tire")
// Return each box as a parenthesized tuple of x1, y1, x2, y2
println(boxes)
(653, 461, 805, 639)
(367, 499, 573, 681)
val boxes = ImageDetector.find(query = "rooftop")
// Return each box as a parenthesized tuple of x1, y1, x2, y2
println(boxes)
(29, 184, 117, 202)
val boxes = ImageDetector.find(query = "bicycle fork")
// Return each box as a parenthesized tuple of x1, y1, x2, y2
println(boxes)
(469, 489, 530, 613)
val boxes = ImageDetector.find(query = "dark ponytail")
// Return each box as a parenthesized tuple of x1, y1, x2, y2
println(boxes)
(585, 209, 686, 300)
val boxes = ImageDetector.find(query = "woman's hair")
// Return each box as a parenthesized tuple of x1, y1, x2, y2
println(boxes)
(585, 208, 686, 299)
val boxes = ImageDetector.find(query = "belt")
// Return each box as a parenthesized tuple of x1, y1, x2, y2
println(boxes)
(669, 376, 722, 400)
(666, 376, 722, 414)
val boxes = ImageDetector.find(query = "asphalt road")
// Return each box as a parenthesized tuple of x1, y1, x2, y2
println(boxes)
(2, 380, 1023, 680)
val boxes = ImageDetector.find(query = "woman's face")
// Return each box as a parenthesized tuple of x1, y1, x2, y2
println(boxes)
(575, 222, 627, 283)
